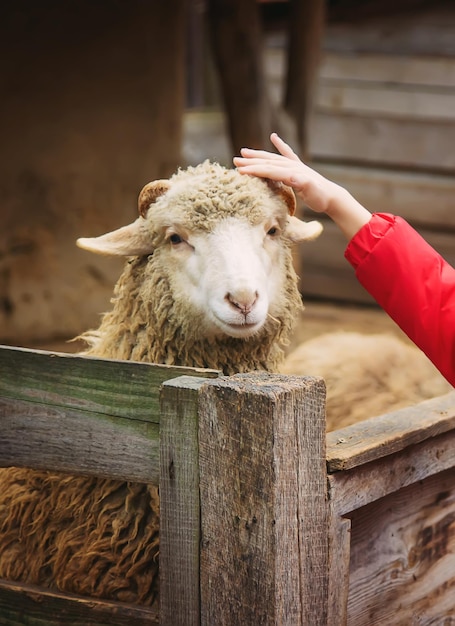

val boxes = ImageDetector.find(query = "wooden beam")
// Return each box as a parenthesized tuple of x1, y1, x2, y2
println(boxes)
(0, 579, 158, 626)
(198, 372, 329, 625)
(159, 376, 210, 626)
(326, 391, 455, 472)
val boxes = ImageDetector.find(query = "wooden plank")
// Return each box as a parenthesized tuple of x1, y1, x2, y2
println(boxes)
(0, 345, 218, 480)
(0, 578, 158, 626)
(329, 429, 455, 517)
(0, 397, 160, 482)
(346, 468, 455, 625)
(316, 82, 455, 122)
(0, 345, 218, 422)
(318, 52, 455, 89)
(266, 48, 455, 90)
(327, 516, 351, 626)
(315, 164, 455, 229)
(159, 376, 208, 626)
(324, 9, 455, 57)
(308, 112, 455, 171)
(198, 372, 329, 626)
(326, 391, 455, 472)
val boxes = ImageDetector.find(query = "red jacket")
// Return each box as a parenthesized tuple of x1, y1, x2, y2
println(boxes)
(345, 213, 455, 387)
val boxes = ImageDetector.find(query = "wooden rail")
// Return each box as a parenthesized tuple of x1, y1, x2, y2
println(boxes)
(0, 344, 454, 624)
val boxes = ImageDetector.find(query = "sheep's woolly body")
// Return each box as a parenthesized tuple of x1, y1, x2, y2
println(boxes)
(281, 331, 452, 430)
(0, 470, 159, 605)
(0, 161, 307, 607)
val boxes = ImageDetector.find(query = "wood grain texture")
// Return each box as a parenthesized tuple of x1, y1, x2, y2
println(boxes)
(327, 391, 455, 472)
(315, 164, 455, 229)
(308, 112, 455, 171)
(0, 344, 218, 422)
(346, 468, 455, 625)
(0, 396, 160, 482)
(159, 376, 209, 626)
(198, 373, 329, 626)
(329, 429, 455, 517)
(327, 516, 351, 626)
(0, 345, 218, 481)
(0, 579, 158, 626)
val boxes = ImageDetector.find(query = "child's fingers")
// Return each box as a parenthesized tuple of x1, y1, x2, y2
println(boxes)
(270, 133, 300, 162)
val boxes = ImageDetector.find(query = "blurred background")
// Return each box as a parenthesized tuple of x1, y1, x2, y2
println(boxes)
(0, 0, 454, 349)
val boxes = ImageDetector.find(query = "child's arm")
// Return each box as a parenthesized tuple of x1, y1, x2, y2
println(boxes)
(234, 132, 372, 240)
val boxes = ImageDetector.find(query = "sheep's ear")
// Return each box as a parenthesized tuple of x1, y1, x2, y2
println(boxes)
(138, 180, 171, 218)
(77, 219, 153, 256)
(286, 216, 323, 242)
(265, 179, 296, 216)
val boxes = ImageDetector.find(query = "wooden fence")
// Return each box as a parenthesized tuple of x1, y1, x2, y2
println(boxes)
(0, 344, 454, 625)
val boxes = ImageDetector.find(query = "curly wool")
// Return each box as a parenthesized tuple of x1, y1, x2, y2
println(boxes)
(0, 468, 160, 605)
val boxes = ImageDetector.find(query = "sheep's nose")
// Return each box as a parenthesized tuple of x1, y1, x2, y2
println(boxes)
(226, 290, 258, 315)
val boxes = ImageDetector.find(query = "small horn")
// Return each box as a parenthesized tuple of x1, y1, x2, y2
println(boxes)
(265, 179, 296, 216)
(138, 180, 171, 218)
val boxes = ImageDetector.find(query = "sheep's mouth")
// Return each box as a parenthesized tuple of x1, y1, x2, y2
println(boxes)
(223, 320, 264, 338)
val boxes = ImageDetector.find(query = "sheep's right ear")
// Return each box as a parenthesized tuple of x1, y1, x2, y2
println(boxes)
(77, 179, 171, 256)
(138, 180, 171, 218)
(77, 218, 153, 256)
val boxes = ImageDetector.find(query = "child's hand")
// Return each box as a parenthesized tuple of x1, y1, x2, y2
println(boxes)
(233, 133, 339, 214)
(234, 133, 372, 240)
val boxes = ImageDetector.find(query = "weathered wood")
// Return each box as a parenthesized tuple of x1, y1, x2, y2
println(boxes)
(329, 429, 455, 517)
(0, 579, 158, 626)
(0, 345, 218, 480)
(0, 396, 160, 482)
(308, 112, 455, 171)
(326, 391, 455, 472)
(315, 164, 455, 230)
(346, 467, 455, 625)
(316, 82, 455, 122)
(159, 376, 209, 626)
(327, 516, 351, 626)
(318, 52, 455, 88)
(198, 372, 329, 626)
(0, 345, 218, 421)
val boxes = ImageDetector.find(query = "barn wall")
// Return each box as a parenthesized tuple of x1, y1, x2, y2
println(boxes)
(0, 1, 185, 344)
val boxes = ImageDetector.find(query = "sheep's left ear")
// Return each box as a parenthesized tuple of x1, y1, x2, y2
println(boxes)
(265, 179, 297, 215)
(286, 216, 323, 242)
(77, 218, 153, 256)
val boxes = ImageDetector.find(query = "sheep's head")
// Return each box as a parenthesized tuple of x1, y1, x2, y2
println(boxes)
(77, 161, 322, 341)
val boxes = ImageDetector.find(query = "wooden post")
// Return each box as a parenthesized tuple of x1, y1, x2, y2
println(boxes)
(198, 372, 329, 625)
(159, 376, 210, 626)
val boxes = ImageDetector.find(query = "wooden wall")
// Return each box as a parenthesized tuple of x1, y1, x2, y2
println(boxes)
(0, 1, 185, 345)
(297, 5, 455, 303)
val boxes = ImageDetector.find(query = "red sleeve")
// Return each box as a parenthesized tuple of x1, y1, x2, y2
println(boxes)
(345, 213, 455, 386)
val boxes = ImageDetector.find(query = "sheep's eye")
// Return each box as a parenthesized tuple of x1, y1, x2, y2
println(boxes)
(169, 233, 183, 245)
(267, 226, 279, 237)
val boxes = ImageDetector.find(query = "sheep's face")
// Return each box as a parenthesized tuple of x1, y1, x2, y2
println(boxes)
(159, 215, 286, 338)
(77, 161, 322, 340)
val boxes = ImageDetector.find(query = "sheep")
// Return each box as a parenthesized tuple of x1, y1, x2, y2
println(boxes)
(280, 330, 452, 430)
(0, 160, 323, 607)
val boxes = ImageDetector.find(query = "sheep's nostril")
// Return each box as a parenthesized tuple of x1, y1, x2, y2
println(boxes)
(226, 290, 258, 315)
